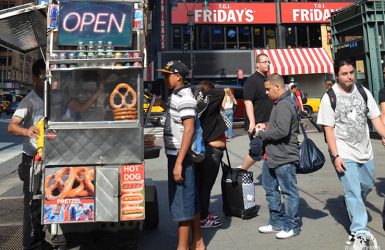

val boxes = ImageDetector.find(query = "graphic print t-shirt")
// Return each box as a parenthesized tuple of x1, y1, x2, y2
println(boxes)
(317, 84, 380, 162)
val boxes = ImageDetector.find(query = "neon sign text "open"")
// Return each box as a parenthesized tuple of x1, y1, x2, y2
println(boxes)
(62, 12, 126, 33)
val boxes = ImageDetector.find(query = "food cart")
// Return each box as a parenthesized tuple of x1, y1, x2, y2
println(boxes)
(0, 0, 159, 248)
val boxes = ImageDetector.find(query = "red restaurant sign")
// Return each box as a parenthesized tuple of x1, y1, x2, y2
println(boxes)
(281, 2, 352, 23)
(171, 3, 276, 24)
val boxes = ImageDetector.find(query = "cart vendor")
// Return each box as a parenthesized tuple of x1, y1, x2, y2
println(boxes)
(8, 58, 45, 250)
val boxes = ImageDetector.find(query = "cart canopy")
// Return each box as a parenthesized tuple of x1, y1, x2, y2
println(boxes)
(0, 3, 47, 54)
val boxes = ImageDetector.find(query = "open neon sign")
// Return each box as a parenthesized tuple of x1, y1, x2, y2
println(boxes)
(58, 1, 133, 46)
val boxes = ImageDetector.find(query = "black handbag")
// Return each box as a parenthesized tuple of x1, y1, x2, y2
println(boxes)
(221, 148, 259, 219)
(297, 123, 325, 174)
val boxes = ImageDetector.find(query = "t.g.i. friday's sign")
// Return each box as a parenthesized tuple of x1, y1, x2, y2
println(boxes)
(58, 1, 133, 46)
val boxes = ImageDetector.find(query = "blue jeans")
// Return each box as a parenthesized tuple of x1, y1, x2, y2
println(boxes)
(224, 109, 233, 138)
(167, 154, 200, 222)
(337, 158, 375, 235)
(262, 160, 300, 234)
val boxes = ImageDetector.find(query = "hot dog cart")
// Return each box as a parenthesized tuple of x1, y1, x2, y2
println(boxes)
(0, 0, 159, 248)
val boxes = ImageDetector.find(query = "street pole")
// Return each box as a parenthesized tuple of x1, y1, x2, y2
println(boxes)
(188, 10, 194, 84)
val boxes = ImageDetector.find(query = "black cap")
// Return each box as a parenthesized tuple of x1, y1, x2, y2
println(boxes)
(157, 60, 190, 79)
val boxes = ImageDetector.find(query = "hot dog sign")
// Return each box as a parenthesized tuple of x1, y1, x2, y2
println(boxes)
(58, 1, 133, 46)
(120, 164, 145, 221)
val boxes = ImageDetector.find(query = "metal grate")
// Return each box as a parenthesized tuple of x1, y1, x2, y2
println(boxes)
(0, 225, 22, 250)
(0, 198, 24, 225)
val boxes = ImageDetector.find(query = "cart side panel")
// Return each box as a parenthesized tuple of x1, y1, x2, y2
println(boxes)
(44, 127, 143, 165)
(95, 167, 119, 222)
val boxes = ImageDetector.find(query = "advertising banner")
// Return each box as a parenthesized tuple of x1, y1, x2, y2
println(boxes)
(120, 163, 145, 221)
(58, 1, 133, 46)
(281, 2, 352, 23)
(172, 3, 276, 24)
(43, 167, 95, 224)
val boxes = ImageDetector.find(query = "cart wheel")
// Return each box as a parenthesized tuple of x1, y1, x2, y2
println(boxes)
(144, 185, 159, 229)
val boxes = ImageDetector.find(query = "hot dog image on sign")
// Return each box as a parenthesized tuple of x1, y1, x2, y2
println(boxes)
(58, 1, 133, 46)
(43, 166, 95, 224)
(120, 163, 145, 221)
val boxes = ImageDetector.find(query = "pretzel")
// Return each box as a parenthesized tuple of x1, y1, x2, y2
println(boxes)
(114, 114, 137, 120)
(109, 83, 137, 109)
(44, 167, 95, 201)
(113, 110, 137, 116)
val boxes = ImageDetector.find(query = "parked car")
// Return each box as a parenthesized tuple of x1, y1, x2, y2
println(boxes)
(303, 97, 321, 115)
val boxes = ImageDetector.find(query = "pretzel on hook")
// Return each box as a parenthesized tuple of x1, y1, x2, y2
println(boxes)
(109, 83, 137, 109)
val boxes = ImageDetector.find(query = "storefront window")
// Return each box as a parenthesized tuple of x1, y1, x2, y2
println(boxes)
(266, 27, 276, 49)
(183, 26, 192, 50)
(285, 25, 296, 48)
(212, 26, 225, 50)
(197, 26, 210, 50)
(297, 25, 308, 48)
(226, 26, 238, 49)
(309, 24, 321, 48)
(172, 26, 182, 50)
(253, 26, 264, 48)
(239, 25, 252, 49)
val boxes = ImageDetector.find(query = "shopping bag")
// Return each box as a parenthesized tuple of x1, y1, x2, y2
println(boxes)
(221, 148, 259, 220)
(297, 123, 325, 174)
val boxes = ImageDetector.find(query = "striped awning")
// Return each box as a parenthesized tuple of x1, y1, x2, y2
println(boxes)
(255, 48, 334, 75)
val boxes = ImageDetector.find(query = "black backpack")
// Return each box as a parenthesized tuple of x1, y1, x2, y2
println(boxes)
(326, 84, 368, 112)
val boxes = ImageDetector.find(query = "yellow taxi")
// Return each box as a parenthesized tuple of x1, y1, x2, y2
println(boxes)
(144, 93, 166, 126)
(303, 97, 321, 115)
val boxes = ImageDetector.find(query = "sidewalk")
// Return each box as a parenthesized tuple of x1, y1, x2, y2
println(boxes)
(139, 131, 385, 250)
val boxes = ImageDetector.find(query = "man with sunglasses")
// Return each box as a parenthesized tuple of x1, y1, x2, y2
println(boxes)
(239, 53, 273, 170)
(8, 58, 45, 249)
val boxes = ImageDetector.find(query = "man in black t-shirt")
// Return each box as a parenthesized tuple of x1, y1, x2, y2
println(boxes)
(239, 53, 273, 170)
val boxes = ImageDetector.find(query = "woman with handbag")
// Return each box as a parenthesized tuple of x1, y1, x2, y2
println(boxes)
(195, 81, 227, 228)
(221, 88, 237, 139)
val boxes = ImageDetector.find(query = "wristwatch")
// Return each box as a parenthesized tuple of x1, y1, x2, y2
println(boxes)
(331, 154, 339, 163)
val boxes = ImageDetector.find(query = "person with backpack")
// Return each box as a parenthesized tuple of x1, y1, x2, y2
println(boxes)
(157, 60, 205, 250)
(195, 81, 227, 228)
(317, 59, 385, 248)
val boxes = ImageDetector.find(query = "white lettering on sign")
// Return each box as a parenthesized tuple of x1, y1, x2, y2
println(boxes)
(123, 165, 140, 172)
(195, 9, 254, 23)
(292, 8, 339, 22)
(63, 12, 126, 33)
(123, 173, 141, 181)
(160, 0, 165, 50)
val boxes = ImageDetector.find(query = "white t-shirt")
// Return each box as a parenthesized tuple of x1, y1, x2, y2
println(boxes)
(13, 90, 44, 156)
(163, 86, 196, 155)
(317, 84, 380, 162)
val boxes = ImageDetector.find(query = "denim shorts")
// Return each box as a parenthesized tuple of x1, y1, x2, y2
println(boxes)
(248, 134, 263, 161)
(167, 154, 200, 222)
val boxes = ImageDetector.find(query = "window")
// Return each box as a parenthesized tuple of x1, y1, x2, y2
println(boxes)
(253, 26, 264, 48)
(183, 26, 192, 50)
(172, 26, 182, 50)
(239, 26, 252, 49)
(212, 26, 225, 50)
(297, 25, 308, 48)
(285, 25, 296, 48)
(309, 24, 321, 47)
(197, 25, 210, 49)
(226, 26, 237, 49)
(266, 27, 276, 49)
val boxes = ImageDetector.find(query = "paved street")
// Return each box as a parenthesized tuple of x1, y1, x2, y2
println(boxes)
(0, 116, 384, 249)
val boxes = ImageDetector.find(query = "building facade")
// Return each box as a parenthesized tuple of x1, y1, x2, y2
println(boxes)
(0, 0, 38, 98)
(149, 0, 354, 97)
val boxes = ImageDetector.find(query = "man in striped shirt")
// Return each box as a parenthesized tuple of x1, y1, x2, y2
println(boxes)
(158, 60, 205, 250)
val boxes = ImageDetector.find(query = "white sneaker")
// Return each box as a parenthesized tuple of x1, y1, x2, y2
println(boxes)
(258, 225, 280, 234)
(276, 230, 297, 239)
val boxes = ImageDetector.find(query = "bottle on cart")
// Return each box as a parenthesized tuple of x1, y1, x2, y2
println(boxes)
(77, 41, 86, 60)
(87, 41, 96, 59)
(105, 41, 114, 58)
(96, 40, 105, 58)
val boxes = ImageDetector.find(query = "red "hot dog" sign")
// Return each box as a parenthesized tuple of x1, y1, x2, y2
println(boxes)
(120, 163, 145, 221)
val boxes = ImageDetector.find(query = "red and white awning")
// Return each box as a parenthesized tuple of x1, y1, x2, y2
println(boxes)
(255, 48, 334, 75)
